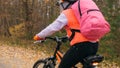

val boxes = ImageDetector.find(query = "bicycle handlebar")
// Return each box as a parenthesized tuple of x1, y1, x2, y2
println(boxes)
(34, 36, 69, 44)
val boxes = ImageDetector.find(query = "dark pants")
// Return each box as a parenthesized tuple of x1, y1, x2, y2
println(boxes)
(58, 42, 99, 68)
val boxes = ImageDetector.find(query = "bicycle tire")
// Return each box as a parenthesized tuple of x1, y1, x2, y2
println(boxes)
(33, 59, 55, 68)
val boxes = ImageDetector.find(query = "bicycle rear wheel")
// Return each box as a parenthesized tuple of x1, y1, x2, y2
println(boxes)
(33, 59, 55, 68)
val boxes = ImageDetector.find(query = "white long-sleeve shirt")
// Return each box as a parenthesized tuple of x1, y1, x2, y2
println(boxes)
(36, 13, 68, 38)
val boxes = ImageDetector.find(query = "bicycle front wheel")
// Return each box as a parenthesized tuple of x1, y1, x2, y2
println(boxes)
(33, 59, 55, 68)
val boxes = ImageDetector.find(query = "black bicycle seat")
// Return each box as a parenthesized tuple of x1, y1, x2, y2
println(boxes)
(84, 54, 104, 63)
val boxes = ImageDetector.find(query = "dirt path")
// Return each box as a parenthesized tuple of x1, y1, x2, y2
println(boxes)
(0, 43, 120, 68)
(0, 44, 47, 68)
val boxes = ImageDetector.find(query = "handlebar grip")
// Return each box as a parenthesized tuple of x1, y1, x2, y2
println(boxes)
(34, 40, 44, 44)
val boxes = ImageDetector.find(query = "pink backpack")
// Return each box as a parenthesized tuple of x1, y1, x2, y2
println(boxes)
(71, 0, 110, 41)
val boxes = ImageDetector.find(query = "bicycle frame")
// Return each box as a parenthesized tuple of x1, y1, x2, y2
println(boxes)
(49, 36, 65, 65)
(56, 51, 63, 63)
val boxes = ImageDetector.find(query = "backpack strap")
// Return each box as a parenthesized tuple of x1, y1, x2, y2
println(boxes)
(69, 29, 80, 41)
(87, 9, 100, 14)
(78, 0, 82, 16)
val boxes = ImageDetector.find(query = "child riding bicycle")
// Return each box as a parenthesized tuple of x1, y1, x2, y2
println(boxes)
(33, 0, 110, 68)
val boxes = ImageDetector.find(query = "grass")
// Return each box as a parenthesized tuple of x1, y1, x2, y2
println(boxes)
(98, 31, 120, 66)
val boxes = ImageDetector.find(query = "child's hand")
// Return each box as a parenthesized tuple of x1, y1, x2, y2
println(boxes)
(33, 35, 44, 41)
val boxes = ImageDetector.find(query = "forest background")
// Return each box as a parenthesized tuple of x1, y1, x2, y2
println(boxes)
(0, 0, 120, 66)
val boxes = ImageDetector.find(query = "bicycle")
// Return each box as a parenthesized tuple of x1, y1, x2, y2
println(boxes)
(33, 36, 104, 68)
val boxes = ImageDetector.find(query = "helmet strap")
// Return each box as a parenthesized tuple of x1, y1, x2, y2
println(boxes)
(60, 2, 72, 10)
